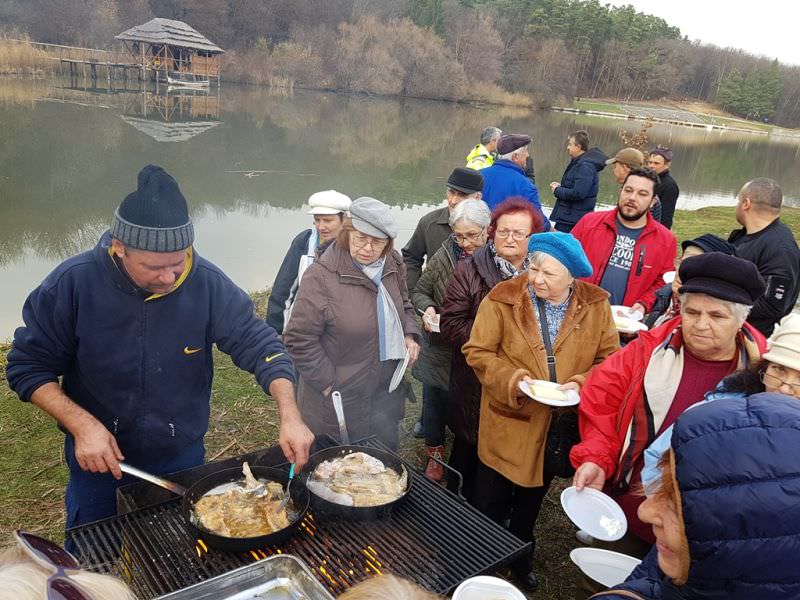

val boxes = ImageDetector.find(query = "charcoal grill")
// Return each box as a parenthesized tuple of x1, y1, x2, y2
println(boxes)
(66, 436, 529, 598)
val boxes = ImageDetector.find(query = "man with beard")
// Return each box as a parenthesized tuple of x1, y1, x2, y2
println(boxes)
(571, 168, 676, 316)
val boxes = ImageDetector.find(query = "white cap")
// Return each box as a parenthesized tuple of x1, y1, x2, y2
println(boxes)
(307, 190, 352, 215)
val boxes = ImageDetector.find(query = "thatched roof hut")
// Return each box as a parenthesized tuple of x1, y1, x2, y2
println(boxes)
(116, 18, 223, 85)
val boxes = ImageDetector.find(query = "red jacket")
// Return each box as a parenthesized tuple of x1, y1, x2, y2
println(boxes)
(571, 209, 677, 310)
(569, 316, 767, 479)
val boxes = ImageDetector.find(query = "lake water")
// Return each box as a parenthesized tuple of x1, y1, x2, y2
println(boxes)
(1, 78, 799, 339)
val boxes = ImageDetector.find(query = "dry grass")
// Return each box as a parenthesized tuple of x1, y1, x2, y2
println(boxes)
(0, 33, 55, 75)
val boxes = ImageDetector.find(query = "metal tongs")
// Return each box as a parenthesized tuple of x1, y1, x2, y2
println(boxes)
(331, 390, 350, 445)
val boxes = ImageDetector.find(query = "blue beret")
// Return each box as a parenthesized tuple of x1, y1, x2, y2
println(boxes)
(528, 232, 593, 278)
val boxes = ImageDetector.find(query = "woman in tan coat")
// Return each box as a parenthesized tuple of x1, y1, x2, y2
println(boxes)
(463, 232, 619, 592)
(284, 197, 421, 450)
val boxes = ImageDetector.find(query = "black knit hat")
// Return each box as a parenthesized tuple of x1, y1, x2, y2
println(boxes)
(680, 233, 736, 256)
(111, 165, 194, 252)
(447, 167, 483, 194)
(678, 252, 765, 305)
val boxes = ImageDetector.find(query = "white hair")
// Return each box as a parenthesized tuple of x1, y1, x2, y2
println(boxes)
(498, 144, 529, 161)
(449, 199, 491, 229)
(0, 545, 135, 600)
(679, 292, 751, 325)
(529, 251, 571, 276)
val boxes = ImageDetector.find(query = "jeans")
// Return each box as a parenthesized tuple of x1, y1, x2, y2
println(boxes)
(422, 384, 448, 447)
(64, 434, 205, 530)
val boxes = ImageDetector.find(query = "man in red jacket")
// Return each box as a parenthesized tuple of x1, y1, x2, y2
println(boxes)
(571, 167, 676, 315)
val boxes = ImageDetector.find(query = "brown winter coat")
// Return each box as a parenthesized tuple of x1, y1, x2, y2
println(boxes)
(462, 276, 619, 487)
(439, 244, 503, 444)
(283, 241, 421, 444)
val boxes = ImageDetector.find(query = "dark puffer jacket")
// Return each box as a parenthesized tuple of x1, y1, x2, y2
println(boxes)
(550, 147, 607, 231)
(602, 392, 800, 599)
(411, 236, 460, 391)
(439, 244, 502, 443)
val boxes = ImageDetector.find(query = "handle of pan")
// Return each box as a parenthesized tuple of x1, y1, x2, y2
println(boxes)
(331, 391, 350, 445)
(119, 462, 188, 496)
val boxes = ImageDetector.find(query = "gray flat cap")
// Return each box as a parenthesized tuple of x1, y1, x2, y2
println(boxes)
(349, 197, 397, 239)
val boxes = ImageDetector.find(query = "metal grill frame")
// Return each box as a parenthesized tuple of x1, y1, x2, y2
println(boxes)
(67, 438, 529, 598)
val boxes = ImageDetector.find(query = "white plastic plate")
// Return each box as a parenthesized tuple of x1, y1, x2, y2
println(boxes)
(610, 305, 644, 321)
(518, 380, 579, 407)
(569, 548, 641, 588)
(613, 316, 649, 334)
(452, 576, 526, 600)
(561, 486, 627, 541)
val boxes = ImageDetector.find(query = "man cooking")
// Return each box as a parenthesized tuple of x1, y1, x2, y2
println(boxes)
(5, 165, 314, 529)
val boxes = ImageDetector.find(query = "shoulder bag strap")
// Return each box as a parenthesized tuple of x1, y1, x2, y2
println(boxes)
(589, 590, 648, 600)
(535, 297, 557, 383)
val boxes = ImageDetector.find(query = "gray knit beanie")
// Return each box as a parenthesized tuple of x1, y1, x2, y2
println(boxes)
(110, 165, 194, 252)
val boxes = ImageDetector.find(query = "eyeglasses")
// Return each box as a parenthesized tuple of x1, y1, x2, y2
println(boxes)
(453, 230, 485, 244)
(761, 370, 800, 394)
(14, 530, 92, 600)
(351, 232, 388, 250)
(494, 229, 529, 241)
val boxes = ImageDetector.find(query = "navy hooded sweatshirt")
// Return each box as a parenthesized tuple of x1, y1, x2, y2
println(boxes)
(6, 232, 295, 463)
(550, 147, 608, 231)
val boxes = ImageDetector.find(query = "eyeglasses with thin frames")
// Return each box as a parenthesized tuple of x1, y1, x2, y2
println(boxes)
(351, 232, 388, 250)
(453, 230, 485, 244)
(14, 530, 92, 600)
(760, 370, 800, 395)
(494, 229, 529, 241)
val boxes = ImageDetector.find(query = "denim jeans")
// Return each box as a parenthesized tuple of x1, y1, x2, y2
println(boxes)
(422, 384, 448, 446)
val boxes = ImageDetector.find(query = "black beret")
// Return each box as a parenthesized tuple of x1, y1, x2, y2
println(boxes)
(678, 252, 765, 305)
(680, 234, 736, 256)
(497, 134, 531, 155)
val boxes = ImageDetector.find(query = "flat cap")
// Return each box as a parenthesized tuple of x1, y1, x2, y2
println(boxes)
(678, 252, 765, 305)
(497, 134, 531, 155)
(307, 190, 352, 215)
(447, 167, 483, 194)
(606, 147, 644, 168)
(349, 196, 398, 240)
(680, 233, 736, 256)
(649, 147, 673, 162)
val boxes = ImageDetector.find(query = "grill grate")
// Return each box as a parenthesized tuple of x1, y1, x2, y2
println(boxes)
(67, 438, 529, 598)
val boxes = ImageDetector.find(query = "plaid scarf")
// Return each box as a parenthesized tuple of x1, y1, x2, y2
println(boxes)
(488, 240, 530, 280)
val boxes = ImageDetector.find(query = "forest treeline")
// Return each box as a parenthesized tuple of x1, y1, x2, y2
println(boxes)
(3, 0, 800, 127)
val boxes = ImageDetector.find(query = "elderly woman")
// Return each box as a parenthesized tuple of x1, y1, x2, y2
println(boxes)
(411, 199, 492, 481)
(284, 197, 421, 450)
(571, 252, 767, 564)
(595, 392, 800, 599)
(439, 197, 542, 501)
(462, 232, 619, 592)
(643, 234, 736, 329)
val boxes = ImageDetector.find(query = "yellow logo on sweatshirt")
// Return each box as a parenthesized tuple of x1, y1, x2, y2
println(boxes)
(183, 346, 202, 355)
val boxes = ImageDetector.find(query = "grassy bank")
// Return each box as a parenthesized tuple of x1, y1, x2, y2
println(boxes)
(0, 207, 797, 597)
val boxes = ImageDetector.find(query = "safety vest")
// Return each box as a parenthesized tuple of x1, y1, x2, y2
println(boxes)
(465, 144, 494, 170)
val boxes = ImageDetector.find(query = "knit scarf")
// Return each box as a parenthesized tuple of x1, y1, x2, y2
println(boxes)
(612, 324, 761, 490)
(358, 257, 406, 363)
(488, 240, 530, 280)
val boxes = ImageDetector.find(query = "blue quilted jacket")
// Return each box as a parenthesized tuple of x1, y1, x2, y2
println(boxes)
(601, 392, 800, 599)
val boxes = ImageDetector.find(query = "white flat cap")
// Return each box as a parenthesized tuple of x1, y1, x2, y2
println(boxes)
(307, 190, 352, 215)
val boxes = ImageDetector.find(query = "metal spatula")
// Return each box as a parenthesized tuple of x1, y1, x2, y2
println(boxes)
(331, 390, 350, 445)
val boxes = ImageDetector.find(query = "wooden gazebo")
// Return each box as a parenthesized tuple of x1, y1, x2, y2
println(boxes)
(115, 18, 223, 87)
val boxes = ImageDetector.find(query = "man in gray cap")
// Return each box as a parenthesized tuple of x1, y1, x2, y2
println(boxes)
(6, 165, 314, 532)
(480, 134, 550, 230)
(267, 190, 352, 334)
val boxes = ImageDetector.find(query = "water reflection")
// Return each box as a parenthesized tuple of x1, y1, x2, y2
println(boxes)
(1, 78, 799, 337)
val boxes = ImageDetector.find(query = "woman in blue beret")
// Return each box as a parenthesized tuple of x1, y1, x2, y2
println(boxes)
(462, 231, 619, 592)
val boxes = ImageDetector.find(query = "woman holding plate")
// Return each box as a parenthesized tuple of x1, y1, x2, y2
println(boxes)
(462, 232, 619, 592)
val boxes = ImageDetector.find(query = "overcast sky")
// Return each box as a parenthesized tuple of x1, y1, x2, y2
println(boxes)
(605, 0, 799, 67)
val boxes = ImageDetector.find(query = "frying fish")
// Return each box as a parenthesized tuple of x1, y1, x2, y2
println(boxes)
(309, 452, 407, 507)
(193, 462, 294, 537)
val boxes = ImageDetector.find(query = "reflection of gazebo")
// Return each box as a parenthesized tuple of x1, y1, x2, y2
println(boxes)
(115, 18, 223, 86)
(121, 87, 222, 142)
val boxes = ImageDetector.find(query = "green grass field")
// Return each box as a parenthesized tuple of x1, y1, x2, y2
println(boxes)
(0, 206, 797, 597)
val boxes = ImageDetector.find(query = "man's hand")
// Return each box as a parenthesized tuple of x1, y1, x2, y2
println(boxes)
(270, 378, 314, 471)
(74, 418, 125, 479)
(422, 307, 437, 333)
(573, 461, 606, 491)
(405, 335, 421, 367)
(549, 181, 560, 192)
(558, 381, 581, 394)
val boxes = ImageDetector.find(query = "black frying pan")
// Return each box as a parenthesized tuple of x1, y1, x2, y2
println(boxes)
(299, 445, 411, 520)
(120, 462, 309, 552)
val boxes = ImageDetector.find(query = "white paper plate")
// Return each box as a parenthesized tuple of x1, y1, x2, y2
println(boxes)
(614, 316, 649, 334)
(452, 576, 526, 600)
(560, 487, 627, 541)
(570, 548, 641, 588)
(610, 305, 644, 321)
(662, 271, 676, 284)
(518, 380, 579, 407)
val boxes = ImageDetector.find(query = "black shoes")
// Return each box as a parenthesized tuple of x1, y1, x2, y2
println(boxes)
(513, 570, 540, 592)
